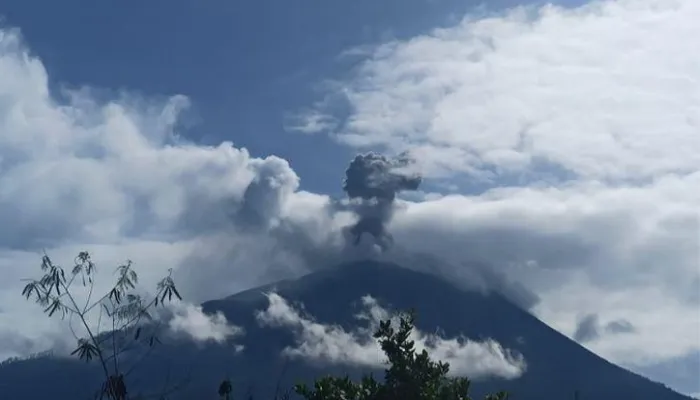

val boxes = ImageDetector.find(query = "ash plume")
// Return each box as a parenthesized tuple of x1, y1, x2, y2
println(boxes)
(342, 152, 422, 251)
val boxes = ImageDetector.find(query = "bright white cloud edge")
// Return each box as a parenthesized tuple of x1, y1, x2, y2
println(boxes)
(256, 292, 526, 380)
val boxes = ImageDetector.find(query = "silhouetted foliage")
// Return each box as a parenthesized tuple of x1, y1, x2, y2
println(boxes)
(294, 311, 509, 400)
(21, 251, 182, 399)
(219, 378, 233, 400)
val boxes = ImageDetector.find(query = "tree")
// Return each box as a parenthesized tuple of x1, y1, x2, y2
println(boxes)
(218, 378, 233, 400)
(294, 311, 509, 400)
(21, 251, 183, 399)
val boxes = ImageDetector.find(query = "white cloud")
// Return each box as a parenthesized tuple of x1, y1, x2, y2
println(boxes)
(295, 0, 700, 386)
(321, 0, 700, 182)
(382, 180, 700, 369)
(167, 302, 244, 345)
(284, 109, 338, 134)
(534, 279, 700, 367)
(256, 292, 385, 369)
(0, 27, 346, 360)
(256, 292, 526, 380)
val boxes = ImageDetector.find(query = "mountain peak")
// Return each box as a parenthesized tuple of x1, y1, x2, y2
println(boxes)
(0, 258, 692, 400)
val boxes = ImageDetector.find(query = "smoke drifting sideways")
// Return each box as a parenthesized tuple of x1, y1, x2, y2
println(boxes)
(337, 153, 540, 310)
(172, 149, 539, 312)
(341, 152, 422, 251)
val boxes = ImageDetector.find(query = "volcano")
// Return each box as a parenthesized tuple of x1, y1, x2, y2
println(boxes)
(0, 260, 692, 400)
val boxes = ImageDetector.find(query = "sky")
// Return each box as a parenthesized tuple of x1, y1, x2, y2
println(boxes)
(0, 0, 698, 396)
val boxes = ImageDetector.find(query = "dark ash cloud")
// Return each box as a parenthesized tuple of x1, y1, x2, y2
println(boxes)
(342, 152, 422, 251)
(574, 314, 601, 343)
(574, 313, 636, 343)
(605, 319, 636, 335)
(343, 152, 422, 201)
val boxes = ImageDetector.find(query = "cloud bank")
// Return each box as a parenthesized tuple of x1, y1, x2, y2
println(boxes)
(256, 292, 526, 380)
(0, 26, 344, 359)
(293, 0, 700, 376)
(304, 0, 700, 182)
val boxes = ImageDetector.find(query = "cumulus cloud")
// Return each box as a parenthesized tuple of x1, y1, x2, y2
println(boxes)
(166, 302, 244, 345)
(314, 0, 700, 182)
(256, 292, 526, 380)
(0, 23, 366, 290)
(292, 0, 700, 381)
(0, 27, 346, 360)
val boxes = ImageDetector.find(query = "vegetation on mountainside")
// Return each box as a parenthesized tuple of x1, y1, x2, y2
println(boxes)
(21, 251, 183, 399)
(291, 311, 509, 400)
(21, 252, 508, 400)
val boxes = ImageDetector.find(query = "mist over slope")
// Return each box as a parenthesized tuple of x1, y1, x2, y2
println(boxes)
(0, 259, 693, 400)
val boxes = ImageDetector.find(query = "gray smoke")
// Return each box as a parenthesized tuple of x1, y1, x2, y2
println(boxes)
(171, 150, 540, 314)
(573, 314, 601, 343)
(573, 313, 637, 343)
(341, 152, 422, 251)
(605, 319, 636, 334)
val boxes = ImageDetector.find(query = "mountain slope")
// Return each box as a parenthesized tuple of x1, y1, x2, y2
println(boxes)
(203, 260, 691, 399)
(0, 260, 692, 400)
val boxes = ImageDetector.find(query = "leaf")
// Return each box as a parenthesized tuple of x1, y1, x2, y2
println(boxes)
(21, 282, 36, 299)
(44, 299, 59, 316)
(109, 288, 123, 304)
(77, 251, 89, 263)
(71, 339, 98, 362)
(41, 255, 51, 271)
(134, 327, 141, 340)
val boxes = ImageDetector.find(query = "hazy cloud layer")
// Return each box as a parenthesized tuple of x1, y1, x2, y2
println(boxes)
(256, 293, 526, 380)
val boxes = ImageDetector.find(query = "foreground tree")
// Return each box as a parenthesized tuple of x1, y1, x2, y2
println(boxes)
(294, 312, 509, 400)
(21, 251, 183, 399)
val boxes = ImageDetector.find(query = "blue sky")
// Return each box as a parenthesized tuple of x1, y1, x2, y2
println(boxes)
(2, 0, 582, 196)
(0, 0, 698, 397)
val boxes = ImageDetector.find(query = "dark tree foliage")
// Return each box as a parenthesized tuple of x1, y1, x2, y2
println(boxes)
(21, 251, 182, 400)
(294, 311, 509, 400)
(219, 378, 233, 400)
